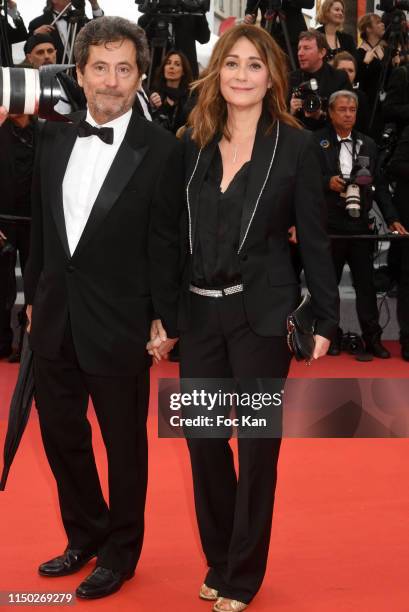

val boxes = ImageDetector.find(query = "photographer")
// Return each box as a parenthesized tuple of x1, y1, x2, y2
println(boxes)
(387, 124, 409, 361)
(243, 0, 314, 63)
(383, 45, 409, 132)
(23, 33, 85, 113)
(28, 0, 104, 64)
(1, 1, 28, 64)
(0, 108, 37, 360)
(289, 30, 351, 131)
(313, 90, 405, 357)
(149, 50, 193, 133)
(138, 12, 210, 79)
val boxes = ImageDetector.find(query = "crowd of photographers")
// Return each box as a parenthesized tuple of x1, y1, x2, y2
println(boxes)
(1, 0, 409, 362)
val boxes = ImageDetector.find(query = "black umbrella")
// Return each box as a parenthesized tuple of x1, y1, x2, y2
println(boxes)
(0, 333, 34, 490)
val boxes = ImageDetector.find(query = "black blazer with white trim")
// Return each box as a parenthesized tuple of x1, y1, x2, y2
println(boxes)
(179, 115, 339, 341)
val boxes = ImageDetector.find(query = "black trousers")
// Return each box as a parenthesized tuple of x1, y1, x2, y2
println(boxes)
(179, 292, 292, 604)
(33, 323, 149, 573)
(394, 199, 409, 344)
(330, 235, 381, 339)
(0, 222, 30, 350)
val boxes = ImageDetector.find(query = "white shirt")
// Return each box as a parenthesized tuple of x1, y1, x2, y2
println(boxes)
(62, 108, 132, 255)
(337, 132, 353, 179)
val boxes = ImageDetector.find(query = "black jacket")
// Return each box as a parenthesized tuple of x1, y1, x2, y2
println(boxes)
(0, 118, 37, 217)
(383, 64, 409, 131)
(313, 124, 398, 231)
(289, 62, 352, 130)
(24, 110, 184, 376)
(387, 125, 409, 226)
(245, 0, 314, 46)
(179, 117, 339, 341)
(316, 26, 357, 59)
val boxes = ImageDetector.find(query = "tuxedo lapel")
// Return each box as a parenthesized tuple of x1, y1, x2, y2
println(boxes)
(48, 119, 80, 258)
(186, 135, 219, 254)
(238, 118, 279, 253)
(72, 111, 148, 259)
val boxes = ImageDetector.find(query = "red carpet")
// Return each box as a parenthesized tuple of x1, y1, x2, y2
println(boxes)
(1, 343, 409, 611)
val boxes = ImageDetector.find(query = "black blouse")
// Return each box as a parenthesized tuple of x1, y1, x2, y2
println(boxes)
(192, 146, 251, 289)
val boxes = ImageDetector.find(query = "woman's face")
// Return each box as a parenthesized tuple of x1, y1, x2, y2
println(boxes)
(219, 37, 271, 110)
(327, 1, 344, 26)
(368, 16, 385, 39)
(164, 54, 184, 83)
(337, 59, 356, 84)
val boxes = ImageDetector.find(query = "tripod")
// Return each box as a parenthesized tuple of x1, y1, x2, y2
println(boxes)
(0, 0, 13, 67)
(51, 2, 87, 67)
(146, 16, 176, 91)
(264, 2, 297, 71)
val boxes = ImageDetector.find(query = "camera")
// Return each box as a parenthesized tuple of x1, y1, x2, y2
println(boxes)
(135, 0, 210, 14)
(0, 65, 69, 121)
(342, 156, 373, 218)
(377, 0, 409, 11)
(292, 79, 322, 113)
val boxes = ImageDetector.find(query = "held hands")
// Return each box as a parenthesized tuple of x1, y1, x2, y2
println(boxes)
(34, 24, 54, 34)
(147, 319, 178, 364)
(290, 95, 302, 116)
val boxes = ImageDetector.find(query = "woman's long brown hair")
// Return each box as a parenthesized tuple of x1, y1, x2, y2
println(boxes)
(187, 24, 300, 148)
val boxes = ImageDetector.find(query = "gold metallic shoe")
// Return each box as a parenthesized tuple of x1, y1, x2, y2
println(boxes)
(199, 583, 218, 601)
(213, 597, 248, 612)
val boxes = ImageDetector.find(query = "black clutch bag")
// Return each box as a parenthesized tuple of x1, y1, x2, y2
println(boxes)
(287, 293, 316, 362)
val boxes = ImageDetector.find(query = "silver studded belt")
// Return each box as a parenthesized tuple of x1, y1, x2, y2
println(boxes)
(189, 283, 244, 298)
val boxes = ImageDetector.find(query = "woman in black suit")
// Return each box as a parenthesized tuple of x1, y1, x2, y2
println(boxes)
(150, 24, 339, 612)
(316, 0, 356, 63)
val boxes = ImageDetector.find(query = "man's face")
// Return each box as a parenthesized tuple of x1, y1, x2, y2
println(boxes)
(329, 96, 357, 133)
(298, 38, 326, 73)
(26, 43, 57, 68)
(76, 39, 140, 125)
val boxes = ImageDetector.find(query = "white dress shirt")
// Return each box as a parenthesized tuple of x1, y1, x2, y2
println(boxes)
(337, 132, 353, 179)
(62, 108, 132, 255)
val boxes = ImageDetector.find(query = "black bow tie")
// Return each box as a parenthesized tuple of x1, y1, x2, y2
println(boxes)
(339, 138, 352, 143)
(77, 120, 114, 145)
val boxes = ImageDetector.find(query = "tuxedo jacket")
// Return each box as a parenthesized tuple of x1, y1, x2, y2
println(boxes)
(24, 110, 184, 376)
(179, 117, 339, 341)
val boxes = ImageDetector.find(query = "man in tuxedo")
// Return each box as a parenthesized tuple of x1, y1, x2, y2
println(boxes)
(313, 90, 406, 357)
(28, 0, 104, 64)
(24, 16, 182, 599)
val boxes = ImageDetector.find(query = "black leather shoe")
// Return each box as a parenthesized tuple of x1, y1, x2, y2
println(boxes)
(327, 328, 343, 356)
(401, 345, 409, 362)
(38, 549, 96, 577)
(364, 340, 391, 359)
(76, 566, 134, 599)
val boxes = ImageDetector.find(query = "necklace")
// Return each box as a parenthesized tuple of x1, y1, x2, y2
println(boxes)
(232, 145, 238, 163)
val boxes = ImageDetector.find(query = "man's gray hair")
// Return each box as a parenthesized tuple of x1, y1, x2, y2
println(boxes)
(328, 90, 358, 109)
(74, 16, 150, 75)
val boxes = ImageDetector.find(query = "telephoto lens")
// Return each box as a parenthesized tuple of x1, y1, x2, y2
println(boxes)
(0, 65, 69, 120)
